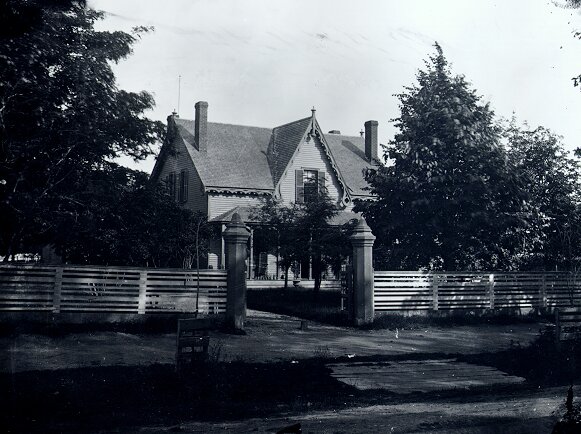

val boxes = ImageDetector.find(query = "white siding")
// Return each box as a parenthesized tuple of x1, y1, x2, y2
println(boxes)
(157, 138, 208, 214)
(278, 137, 343, 205)
(208, 194, 264, 220)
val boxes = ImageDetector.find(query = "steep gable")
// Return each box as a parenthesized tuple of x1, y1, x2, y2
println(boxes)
(267, 117, 311, 186)
(277, 133, 344, 205)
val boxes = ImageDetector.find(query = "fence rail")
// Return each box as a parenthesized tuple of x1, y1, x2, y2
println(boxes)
(374, 271, 581, 312)
(0, 265, 227, 315)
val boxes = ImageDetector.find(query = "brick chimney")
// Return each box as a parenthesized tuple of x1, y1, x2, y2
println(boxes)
(364, 120, 378, 161)
(194, 101, 208, 152)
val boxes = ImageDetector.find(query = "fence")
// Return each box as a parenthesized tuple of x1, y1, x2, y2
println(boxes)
(374, 271, 581, 312)
(0, 265, 227, 315)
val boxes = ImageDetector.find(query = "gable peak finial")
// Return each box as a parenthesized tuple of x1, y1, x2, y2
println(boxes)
(311, 106, 316, 117)
(360, 129, 364, 137)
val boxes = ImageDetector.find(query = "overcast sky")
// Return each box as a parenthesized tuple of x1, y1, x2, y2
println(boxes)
(89, 0, 581, 172)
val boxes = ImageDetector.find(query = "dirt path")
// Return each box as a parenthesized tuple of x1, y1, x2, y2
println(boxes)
(105, 387, 567, 433)
(2, 311, 567, 434)
(1, 310, 542, 373)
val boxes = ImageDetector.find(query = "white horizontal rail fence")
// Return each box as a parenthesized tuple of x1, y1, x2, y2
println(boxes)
(0, 265, 227, 315)
(374, 271, 581, 312)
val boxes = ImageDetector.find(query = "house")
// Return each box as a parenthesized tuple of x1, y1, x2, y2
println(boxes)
(151, 101, 379, 279)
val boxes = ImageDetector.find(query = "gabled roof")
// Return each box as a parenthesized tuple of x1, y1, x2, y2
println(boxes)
(175, 119, 274, 192)
(210, 205, 260, 223)
(324, 133, 376, 197)
(267, 117, 312, 186)
(154, 111, 377, 199)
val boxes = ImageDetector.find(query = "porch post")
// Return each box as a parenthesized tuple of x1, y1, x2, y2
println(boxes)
(248, 228, 254, 279)
(223, 213, 251, 332)
(350, 218, 376, 326)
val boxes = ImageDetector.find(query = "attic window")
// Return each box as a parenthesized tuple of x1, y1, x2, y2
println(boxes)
(296, 169, 326, 204)
(303, 170, 318, 203)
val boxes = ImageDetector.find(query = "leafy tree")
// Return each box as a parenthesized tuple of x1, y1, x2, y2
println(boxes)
(357, 43, 528, 271)
(0, 0, 164, 260)
(506, 121, 581, 270)
(59, 165, 215, 268)
(252, 197, 302, 288)
(253, 193, 354, 291)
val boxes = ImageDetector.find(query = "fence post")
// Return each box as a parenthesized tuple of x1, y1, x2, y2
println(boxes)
(432, 274, 439, 311)
(138, 270, 147, 314)
(223, 213, 251, 332)
(349, 218, 376, 326)
(489, 273, 495, 310)
(52, 267, 63, 314)
(540, 274, 547, 311)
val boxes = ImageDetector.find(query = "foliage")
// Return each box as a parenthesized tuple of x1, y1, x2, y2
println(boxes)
(58, 165, 215, 268)
(251, 196, 302, 286)
(252, 193, 354, 291)
(247, 288, 348, 326)
(506, 121, 581, 270)
(0, 0, 165, 259)
(356, 43, 528, 271)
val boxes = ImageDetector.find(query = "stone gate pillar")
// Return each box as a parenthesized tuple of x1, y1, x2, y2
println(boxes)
(350, 218, 376, 326)
(223, 213, 250, 332)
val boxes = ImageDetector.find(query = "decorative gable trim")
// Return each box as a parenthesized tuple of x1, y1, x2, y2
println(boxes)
(205, 186, 273, 196)
(274, 112, 351, 206)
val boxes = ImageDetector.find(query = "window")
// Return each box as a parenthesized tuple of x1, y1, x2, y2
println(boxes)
(178, 170, 189, 203)
(296, 169, 325, 203)
(167, 172, 176, 200)
(303, 170, 318, 203)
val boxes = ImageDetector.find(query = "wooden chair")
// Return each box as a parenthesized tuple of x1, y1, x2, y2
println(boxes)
(176, 318, 211, 371)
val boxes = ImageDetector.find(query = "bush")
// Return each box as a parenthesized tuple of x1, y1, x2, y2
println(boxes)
(247, 288, 349, 326)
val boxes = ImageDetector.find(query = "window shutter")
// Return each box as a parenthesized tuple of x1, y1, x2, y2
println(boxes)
(178, 170, 189, 203)
(318, 170, 326, 194)
(167, 172, 176, 200)
(181, 170, 189, 203)
(295, 169, 304, 204)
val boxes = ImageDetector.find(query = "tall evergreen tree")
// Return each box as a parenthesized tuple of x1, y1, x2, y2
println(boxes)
(357, 43, 528, 271)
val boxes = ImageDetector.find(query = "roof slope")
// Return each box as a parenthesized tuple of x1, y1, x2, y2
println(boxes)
(267, 117, 312, 186)
(324, 133, 376, 197)
(175, 119, 274, 191)
(164, 115, 376, 198)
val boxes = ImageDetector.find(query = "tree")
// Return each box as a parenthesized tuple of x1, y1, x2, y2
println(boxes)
(0, 0, 165, 259)
(58, 165, 215, 269)
(356, 43, 528, 271)
(506, 121, 581, 270)
(253, 193, 354, 291)
(252, 197, 302, 288)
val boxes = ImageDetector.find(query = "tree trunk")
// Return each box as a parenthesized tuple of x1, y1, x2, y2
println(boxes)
(313, 254, 322, 293)
(284, 265, 290, 288)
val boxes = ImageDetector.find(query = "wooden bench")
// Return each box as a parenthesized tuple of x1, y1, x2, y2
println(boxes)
(555, 307, 581, 342)
(176, 318, 211, 371)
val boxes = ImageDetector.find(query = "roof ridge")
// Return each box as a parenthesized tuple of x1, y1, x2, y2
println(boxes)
(326, 132, 365, 140)
(272, 116, 311, 130)
(175, 117, 272, 131)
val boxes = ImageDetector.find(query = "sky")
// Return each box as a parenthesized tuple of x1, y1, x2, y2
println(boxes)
(88, 0, 581, 173)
